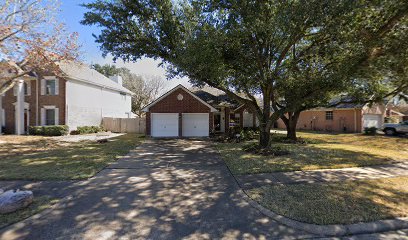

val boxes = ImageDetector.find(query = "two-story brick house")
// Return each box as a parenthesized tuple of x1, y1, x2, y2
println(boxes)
(0, 61, 133, 134)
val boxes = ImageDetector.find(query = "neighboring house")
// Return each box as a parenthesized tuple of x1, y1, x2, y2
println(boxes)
(142, 85, 258, 137)
(0, 61, 133, 134)
(385, 108, 406, 123)
(275, 102, 386, 133)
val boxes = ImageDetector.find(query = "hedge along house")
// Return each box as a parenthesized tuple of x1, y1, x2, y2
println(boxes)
(275, 102, 387, 133)
(143, 85, 259, 137)
(0, 61, 133, 135)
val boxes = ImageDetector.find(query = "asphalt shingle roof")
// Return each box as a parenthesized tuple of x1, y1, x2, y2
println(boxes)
(58, 61, 133, 95)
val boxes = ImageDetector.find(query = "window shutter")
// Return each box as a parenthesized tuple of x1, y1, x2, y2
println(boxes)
(41, 108, 45, 125)
(41, 79, 45, 95)
(55, 108, 59, 125)
(55, 79, 59, 95)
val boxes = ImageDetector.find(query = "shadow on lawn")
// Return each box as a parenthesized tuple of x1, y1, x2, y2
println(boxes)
(0, 135, 140, 180)
(249, 176, 408, 225)
(0, 139, 309, 239)
(225, 142, 392, 175)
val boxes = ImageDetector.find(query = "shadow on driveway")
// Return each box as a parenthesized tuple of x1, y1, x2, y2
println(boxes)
(0, 139, 313, 239)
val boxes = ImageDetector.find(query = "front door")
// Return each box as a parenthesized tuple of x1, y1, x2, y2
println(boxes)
(24, 109, 29, 133)
(214, 114, 221, 131)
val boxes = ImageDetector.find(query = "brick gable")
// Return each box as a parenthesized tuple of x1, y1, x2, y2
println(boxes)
(146, 87, 214, 136)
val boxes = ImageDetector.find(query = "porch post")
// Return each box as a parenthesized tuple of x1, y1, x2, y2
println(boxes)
(15, 79, 25, 135)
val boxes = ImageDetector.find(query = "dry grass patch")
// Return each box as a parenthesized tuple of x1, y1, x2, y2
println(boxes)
(0, 196, 58, 229)
(247, 176, 408, 225)
(0, 134, 143, 180)
(217, 132, 407, 175)
(296, 132, 408, 162)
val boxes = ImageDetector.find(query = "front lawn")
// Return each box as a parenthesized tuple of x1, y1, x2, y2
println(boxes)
(0, 134, 143, 180)
(0, 196, 58, 229)
(248, 176, 408, 225)
(217, 132, 407, 175)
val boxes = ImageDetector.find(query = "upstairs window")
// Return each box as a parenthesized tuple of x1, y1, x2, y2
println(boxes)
(326, 111, 333, 120)
(45, 79, 56, 95)
(23, 81, 31, 96)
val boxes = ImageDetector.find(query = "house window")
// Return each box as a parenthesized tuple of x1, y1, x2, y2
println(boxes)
(235, 113, 241, 126)
(45, 109, 56, 125)
(326, 111, 333, 120)
(45, 79, 56, 95)
(23, 82, 30, 96)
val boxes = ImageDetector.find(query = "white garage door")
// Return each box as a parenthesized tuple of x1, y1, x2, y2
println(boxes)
(151, 113, 179, 137)
(182, 113, 209, 137)
(363, 114, 382, 128)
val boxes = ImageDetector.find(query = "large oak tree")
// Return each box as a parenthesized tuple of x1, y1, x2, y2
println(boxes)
(82, 0, 407, 147)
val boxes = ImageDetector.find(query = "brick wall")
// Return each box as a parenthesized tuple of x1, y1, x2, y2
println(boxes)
(2, 76, 66, 134)
(146, 88, 213, 136)
(234, 106, 257, 128)
(276, 109, 363, 133)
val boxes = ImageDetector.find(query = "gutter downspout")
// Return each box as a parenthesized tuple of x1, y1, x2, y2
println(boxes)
(37, 75, 39, 126)
(354, 108, 357, 133)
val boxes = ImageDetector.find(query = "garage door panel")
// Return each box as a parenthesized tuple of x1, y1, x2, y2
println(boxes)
(151, 113, 179, 137)
(182, 113, 209, 137)
(363, 114, 382, 129)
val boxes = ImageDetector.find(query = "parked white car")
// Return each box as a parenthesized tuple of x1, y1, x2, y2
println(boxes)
(382, 121, 408, 135)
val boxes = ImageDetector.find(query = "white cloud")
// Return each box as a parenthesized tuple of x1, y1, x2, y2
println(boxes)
(87, 55, 191, 94)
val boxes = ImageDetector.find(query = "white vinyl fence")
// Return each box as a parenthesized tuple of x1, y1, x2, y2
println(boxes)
(102, 117, 146, 134)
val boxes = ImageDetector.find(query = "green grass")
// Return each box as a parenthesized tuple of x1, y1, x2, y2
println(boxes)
(0, 196, 58, 229)
(217, 132, 407, 175)
(0, 134, 143, 180)
(247, 176, 408, 225)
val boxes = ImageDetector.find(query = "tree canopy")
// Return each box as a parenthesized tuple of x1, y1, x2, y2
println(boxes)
(0, 0, 80, 94)
(82, 0, 408, 146)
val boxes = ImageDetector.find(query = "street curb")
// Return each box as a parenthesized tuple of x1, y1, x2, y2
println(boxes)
(213, 142, 408, 237)
(236, 189, 408, 237)
(0, 195, 74, 232)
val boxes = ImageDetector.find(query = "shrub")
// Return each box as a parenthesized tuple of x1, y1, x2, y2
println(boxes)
(43, 125, 69, 136)
(363, 127, 377, 135)
(77, 126, 104, 134)
(29, 126, 43, 135)
(29, 125, 69, 136)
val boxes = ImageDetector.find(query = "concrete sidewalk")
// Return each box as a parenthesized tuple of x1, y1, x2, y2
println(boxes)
(236, 162, 408, 189)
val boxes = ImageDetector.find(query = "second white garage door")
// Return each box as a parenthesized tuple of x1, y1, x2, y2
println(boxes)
(151, 113, 179, 137)
(182, 113, 209, 137)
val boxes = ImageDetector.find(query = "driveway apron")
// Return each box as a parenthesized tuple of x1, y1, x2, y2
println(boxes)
(0, 139, 314, 240)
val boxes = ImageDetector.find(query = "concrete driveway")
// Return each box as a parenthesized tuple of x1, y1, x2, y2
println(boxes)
(0, 139, 315, 239)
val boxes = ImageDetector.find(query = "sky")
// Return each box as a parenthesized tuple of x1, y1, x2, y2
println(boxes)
(59, 0, 190, 93)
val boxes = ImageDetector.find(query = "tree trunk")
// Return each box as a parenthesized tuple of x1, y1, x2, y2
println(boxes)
(281, 111, 301, 141)
(259, 124, 270, 148)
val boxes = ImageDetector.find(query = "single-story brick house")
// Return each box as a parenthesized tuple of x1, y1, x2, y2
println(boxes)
(275, 102, 386, 133)
(142, 85, 258, 137)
